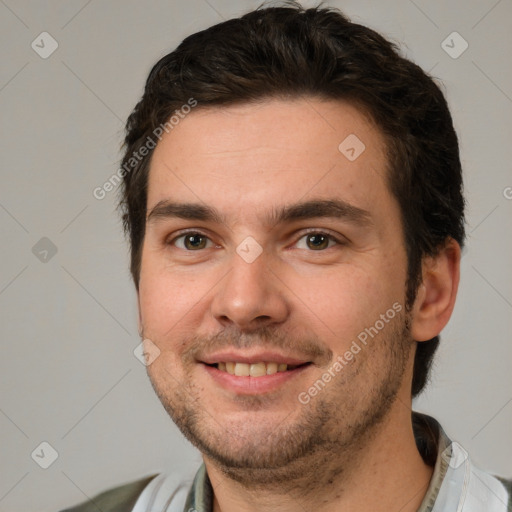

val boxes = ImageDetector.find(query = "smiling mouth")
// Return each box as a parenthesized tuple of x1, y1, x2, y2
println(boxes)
(205, 361, 311, 377)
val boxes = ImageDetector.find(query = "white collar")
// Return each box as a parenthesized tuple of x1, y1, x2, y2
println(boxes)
(430, 440, 509, 512)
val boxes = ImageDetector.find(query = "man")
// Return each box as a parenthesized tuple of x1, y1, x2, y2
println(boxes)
(62, 3, 511, 511)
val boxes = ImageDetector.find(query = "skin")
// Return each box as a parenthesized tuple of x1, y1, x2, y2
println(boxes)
(137, 98, 460, 512)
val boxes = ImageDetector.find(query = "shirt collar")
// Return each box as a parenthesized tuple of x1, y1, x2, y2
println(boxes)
(414, 412, 452, 512)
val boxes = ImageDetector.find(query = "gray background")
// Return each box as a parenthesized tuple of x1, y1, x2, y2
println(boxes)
(0, 1, 511, 510)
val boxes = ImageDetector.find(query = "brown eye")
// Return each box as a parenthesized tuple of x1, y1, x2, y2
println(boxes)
(306, 233, 329, 250)
(295, 231, 342, 251)
(173, 232, 212, 250)
(184, 234, 207, 250)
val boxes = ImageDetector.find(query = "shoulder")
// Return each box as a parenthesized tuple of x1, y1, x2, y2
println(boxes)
(58, 474, 159, 512)
(495, 477, 512, 511)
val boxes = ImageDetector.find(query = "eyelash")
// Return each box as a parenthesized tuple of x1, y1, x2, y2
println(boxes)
(167, 229, 346, 251)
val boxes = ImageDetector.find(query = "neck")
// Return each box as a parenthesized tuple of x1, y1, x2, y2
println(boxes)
(205, 403, 434, 512)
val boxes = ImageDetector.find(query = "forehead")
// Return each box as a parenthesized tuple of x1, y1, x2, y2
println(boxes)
(146, 98, 392, 222)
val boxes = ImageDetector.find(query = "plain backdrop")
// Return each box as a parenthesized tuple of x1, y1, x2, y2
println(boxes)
(0, 1, 511, 511)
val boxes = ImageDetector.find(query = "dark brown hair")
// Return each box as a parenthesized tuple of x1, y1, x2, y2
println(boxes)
(119, 3, 465, 397)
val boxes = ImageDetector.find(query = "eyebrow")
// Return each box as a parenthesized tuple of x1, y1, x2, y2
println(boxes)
(146, 198, 373, 228)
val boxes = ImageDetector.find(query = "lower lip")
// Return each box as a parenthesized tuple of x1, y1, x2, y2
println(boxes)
(201, 363, 311, 394)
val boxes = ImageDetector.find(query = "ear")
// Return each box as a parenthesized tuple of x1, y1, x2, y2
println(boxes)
(410, 238, 461, 342)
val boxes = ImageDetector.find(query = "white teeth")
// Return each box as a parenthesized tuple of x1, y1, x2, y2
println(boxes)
(216, 361, 293, 377)
(250, 362, 267, 377)
(226, 362, 235, 375)
(234, 362, 250, 376)
(266, 362, 278, 375)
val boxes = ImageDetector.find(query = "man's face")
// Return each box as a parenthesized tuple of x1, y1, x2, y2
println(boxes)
(138, 98, 414, 480)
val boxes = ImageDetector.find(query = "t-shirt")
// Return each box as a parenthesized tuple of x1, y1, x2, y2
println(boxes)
(60, 412, 512, 512)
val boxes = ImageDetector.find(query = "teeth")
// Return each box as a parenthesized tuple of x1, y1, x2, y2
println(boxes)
(215, 361, 296, 377)
(234, 363, 250, 376)
(250, 362, 266, 377)
(266, 362, 278, 375)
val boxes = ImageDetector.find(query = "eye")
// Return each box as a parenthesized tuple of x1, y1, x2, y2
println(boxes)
(295, 231, 342, 251)
(171, 232, 214, 250)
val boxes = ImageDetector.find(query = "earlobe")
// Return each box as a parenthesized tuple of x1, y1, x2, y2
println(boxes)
(410, 239, 461, 342)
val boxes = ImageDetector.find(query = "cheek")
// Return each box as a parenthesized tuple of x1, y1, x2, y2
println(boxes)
(139, 275, 195, 371)
(138, 252, 202, 338)
(287, 266, 401, 353)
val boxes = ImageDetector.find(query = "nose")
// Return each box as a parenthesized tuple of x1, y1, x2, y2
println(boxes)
(210, 248, 289, 331)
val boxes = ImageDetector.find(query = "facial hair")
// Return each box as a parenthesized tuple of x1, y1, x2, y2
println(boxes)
(144, 309, 412, 493)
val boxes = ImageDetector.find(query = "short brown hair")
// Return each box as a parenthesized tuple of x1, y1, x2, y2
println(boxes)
(118, 3, 465, 397)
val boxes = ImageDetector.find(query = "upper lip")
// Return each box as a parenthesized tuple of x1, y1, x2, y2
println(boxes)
(199, 350, 312, 366)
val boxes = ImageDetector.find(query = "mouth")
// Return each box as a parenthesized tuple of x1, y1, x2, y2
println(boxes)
(205, 361, 311, 377)
(198, 352, 314, 394)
